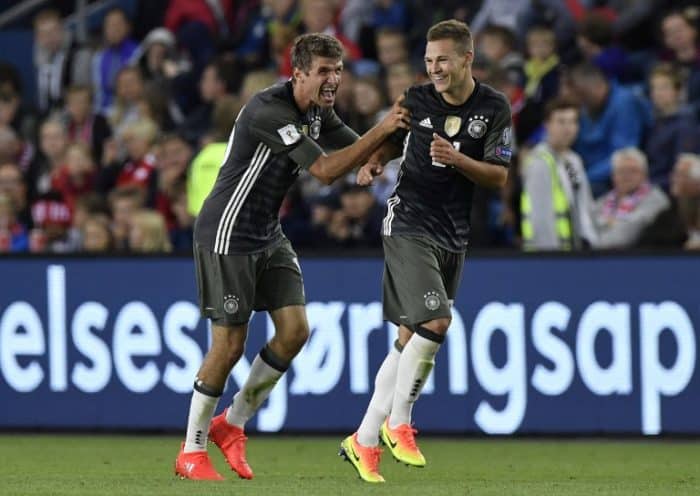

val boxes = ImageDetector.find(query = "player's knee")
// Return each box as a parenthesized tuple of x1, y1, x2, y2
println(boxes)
(274, 321, 309, 357)
(286, 323, 309, 352)
(423, 317, 451, 335)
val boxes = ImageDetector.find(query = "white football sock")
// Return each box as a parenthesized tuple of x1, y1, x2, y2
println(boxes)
(357, 346, 401, 446)
(389, 333, 441, 428)
(183, 386, 220, 453)
(226, 348, 286, 429)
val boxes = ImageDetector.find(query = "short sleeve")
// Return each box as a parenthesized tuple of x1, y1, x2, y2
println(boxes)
(248, 100, 324, 169)
(483, 97, 513, 167)
(318, 107, 359, 150)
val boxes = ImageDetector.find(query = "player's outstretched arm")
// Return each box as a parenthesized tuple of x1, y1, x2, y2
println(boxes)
(430, 133, 508, 188)
(309, 96, 409, 185)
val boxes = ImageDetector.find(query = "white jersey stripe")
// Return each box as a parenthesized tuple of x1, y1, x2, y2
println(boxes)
(220, 145, 271, 254)
(382, 196, 400, 235)
(214, 143, 264, 253)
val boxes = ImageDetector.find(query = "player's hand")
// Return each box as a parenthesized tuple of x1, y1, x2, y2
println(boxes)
(357, 162, 384, 186)
(379, 94, 410, 133)
(430, 133, 459, 166)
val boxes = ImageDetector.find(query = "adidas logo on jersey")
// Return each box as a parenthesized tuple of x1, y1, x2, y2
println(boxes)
(419, 117, 433, 128)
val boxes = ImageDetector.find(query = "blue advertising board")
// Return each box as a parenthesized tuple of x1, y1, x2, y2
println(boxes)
(0, 255, 698, 434)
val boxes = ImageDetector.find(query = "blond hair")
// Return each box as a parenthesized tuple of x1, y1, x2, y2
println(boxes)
(129, 209, 172, 252)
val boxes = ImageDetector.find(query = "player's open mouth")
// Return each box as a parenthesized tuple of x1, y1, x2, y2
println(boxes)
(320, 86, 337, 103)
(432, 75, 447, 86)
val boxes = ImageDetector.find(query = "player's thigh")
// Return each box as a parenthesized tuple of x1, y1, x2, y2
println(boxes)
(382, 235, 452, 327)
(440, 249, 466, 304)
(255, 239, 306, 312)
(193, 242, 258, 326)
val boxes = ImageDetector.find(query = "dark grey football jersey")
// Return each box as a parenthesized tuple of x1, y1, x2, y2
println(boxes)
(195, 81, 358, 254)
(383, 81, 512, 252)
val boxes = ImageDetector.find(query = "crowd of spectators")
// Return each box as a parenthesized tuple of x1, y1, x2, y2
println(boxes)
(0, 0, 699, 254)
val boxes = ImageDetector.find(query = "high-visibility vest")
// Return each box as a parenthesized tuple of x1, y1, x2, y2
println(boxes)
(521, 150, 573, 250)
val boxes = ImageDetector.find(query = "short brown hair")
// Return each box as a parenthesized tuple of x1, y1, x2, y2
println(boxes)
(543, 97, 579, 121)
(67, 84, 93, 100)
(34, 8, 61, 27)
(649, 63, 683, 91)
(427, 20, 473, 55)
(291, 33, 344, 73)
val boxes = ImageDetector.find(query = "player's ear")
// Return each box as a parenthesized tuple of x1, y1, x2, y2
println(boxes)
(464, 50, 473, 67)
(292, 66, 303, 83)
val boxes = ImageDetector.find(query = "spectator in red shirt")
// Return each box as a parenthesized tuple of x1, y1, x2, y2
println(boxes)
(51, 143, 96, 211)
(98, 119, 158, 193)
(279, 0, 362, 78)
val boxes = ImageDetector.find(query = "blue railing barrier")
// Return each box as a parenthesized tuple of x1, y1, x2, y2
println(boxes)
(0, 254, 698, 434)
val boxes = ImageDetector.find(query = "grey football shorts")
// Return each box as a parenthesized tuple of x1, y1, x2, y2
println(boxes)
(382, 235, 465, 328)
(193, 239, 305, 326)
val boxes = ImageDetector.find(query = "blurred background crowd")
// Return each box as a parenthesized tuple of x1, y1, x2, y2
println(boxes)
(0, 0, 698, 254)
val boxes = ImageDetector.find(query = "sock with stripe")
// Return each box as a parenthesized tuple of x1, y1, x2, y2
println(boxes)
(357, 341, 402, 446)
(226, 344, 289, 428)
(183, 379, 222, 453)
(388, 327, 444, 428)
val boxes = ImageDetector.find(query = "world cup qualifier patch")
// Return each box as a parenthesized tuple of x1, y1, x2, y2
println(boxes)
(223, 294, 240, 314)
(424, 291, 441, 310)
(495, 127, 512, 159)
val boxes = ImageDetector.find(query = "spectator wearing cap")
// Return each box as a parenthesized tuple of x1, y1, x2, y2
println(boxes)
(594, 148, 670, 249)
(30, 192, 72, 252)
(32, 8, 92, 115)
(92, 8, 139, 113)
(135, 27, 191, 126)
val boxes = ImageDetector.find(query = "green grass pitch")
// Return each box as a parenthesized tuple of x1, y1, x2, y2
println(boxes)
(0, 435, 698, 495)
